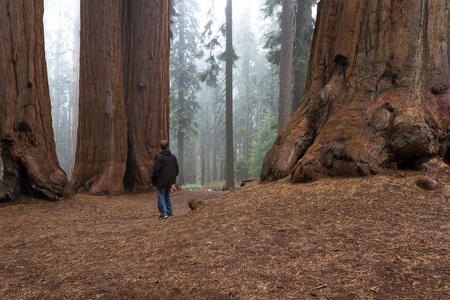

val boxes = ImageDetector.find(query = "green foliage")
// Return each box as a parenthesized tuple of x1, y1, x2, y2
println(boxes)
(199, 5, 238, 88)
(170, 0, 202, 138)
(182, 183, 203, 190)
(263, 0, 282, 18)
(202, 181, 226, 190)
(249, 108, 278, 178)
(263, 0, 317, 67)
(234, 155, 246, 175)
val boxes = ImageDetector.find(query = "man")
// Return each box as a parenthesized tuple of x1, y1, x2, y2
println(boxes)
(152, 140, 179, 220)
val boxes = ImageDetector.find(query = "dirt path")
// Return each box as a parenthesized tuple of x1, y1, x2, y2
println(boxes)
(0, 173, 449, 299)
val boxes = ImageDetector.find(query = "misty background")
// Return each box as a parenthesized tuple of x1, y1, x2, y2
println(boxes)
(43, 0, 316, 188)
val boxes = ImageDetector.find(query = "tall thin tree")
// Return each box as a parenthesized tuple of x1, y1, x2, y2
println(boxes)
(225, 0, 235, 188)
(170, 0, 201, 185)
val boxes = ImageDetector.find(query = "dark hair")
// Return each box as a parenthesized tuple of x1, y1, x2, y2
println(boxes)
(160, 140, 169, 150)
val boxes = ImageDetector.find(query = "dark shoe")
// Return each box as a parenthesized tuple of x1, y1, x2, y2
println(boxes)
(158, 215, 168, 220)
(167, 212, 175, 217)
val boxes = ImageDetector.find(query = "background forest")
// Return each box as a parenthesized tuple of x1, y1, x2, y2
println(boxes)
(43, 0, 316, 187)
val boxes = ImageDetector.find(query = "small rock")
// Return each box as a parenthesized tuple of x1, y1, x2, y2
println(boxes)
(188, 199, 204, 210)
(416, 176, 443, 190)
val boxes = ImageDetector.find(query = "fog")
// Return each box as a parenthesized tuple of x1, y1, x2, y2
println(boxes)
(43, 0, 316, 186)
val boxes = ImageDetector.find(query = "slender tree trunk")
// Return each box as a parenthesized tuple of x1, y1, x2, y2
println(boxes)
(213, 122, 218, 183)
(206, 143, 211, 183)
(52, 5, 61, 147)
(176, 13, 186, 185)
(177, 130, 185, 184)
(0, 0, 70, 200)
(278, 0, 295, 132)
(262, 0, 450, 183)
(244, 50, 250, 179)
(225, 0, 235, 188)
(200, 147, 205, 185)
(192, 140, 198, 183)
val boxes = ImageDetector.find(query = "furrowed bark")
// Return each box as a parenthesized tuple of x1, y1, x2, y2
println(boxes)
(0, 0, 70, 200)
(262, 0, 450, 183)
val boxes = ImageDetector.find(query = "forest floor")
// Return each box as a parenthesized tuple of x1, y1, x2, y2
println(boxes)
(0, 171, 449, 299)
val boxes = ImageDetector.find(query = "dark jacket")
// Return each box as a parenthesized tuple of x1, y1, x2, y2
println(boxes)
(151, 150, 179, 187)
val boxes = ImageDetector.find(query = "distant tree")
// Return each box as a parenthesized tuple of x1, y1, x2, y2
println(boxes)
(44, 0, 79, 176)
(199, 1, 238, 186)
(263, 0, 282, 65)
(263, 0, 317, 116)
(170, 0, 202, 185)
(292, 0, 316, 113)
(197, 81, 226, 185)
(250, 108, 277, 178)
(262, 0, 450, 183)
(0, 0, 70, 200)
(69, 2, 80, 181)
(225, 0, 235, 188)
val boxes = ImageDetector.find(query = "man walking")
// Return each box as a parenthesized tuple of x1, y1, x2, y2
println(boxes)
(152, 140, 179, 220)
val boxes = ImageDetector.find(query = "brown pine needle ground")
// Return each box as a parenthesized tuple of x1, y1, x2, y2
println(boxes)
(0, 171, 449, 299)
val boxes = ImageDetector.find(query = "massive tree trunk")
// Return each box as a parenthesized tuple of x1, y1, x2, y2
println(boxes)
(0, 0, 70, 200)
(291, 0, 315, 114)
(122, 0, 170, 192)
(72, 0, 127, 195)
(72, 0, 170, 194)
(262, 0, 450, 183)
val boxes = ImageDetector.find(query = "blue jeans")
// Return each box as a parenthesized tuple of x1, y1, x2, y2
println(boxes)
(157, 186, 173, 217)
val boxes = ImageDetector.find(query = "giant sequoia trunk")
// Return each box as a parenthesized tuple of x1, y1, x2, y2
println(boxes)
(71, 0, 127, 195)
(262, 0, 450, 183)
(72, 0, 170, 194)
(0, 0, 70, 200)
(123, 0, 170, 192)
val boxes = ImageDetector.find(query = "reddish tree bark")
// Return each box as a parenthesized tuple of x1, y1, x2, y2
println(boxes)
(72, 0, 170, 194)
(0, 0, 70, 200)
(278, 0, 295, 132)
(123, 0, 170, 192)
(262, 0, 450, 183)
(71, 0, 127, 195)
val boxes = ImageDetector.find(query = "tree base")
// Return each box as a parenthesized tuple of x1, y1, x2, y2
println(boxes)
(0, 149, 21, 201)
